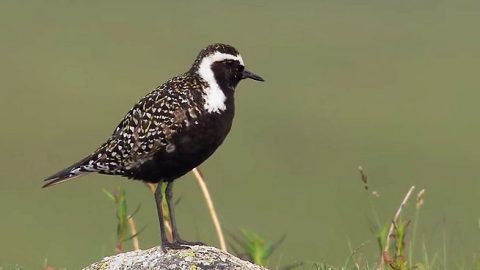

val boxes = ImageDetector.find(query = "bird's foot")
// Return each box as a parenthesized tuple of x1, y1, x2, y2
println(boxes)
(161, 239, 205, 252)
(161, 241, 188, 251)
(175, 238, 205, 247)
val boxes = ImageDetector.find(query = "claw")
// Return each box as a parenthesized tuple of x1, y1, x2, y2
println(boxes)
(161, 239, 205, 251)
(176, 239, 205, 246)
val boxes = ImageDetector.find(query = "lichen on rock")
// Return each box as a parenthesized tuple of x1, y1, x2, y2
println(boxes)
(83, 245, 268, 270)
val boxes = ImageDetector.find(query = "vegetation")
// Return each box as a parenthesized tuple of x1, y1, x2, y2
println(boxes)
(305, 168, 476, 270)
(5, 166, 480, 270)
(4, 166, 480, 270)
(50, 167, 474, 269)
(102, 186, 143, 253)
(3, 1, 480, 269)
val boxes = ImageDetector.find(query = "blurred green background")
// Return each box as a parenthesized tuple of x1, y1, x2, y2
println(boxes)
(1, 0, 480, 269)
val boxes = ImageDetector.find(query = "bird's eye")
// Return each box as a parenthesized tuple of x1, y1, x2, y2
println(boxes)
(224, 60, 234, 66)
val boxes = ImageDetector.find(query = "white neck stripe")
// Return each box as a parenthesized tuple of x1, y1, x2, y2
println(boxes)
(197, 52, 244, 114)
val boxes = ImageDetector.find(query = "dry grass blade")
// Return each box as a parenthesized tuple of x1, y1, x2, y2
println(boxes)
(192, 167, 227, 251)
(143, 169, 225, 249)
(127, 217, 140, 250)
(416, 189, 425, 209)
(377, 185, 415, 270)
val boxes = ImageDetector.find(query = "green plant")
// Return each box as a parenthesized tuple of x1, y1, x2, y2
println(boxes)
(229, 229, 285, 267)
(103, 186, 143, 252)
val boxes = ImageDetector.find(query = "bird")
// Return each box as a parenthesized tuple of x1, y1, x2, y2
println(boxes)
(43, 43, 264, 250)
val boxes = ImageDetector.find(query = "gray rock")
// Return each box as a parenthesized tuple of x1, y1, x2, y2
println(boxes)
(83, 245, 268, 270)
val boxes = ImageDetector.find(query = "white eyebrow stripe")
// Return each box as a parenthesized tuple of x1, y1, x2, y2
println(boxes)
(197, 52, 244, 114)
(201, 52, 244, 66)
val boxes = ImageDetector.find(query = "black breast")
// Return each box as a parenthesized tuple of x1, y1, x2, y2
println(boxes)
(130, 92, 235, 182)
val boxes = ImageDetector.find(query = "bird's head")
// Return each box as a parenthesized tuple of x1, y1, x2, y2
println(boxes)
(191, 43, 264, 90)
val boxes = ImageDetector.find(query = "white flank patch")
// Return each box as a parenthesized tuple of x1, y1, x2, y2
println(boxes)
(198, 52, 244, 114)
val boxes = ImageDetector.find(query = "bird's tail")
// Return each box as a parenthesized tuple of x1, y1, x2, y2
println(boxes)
(43, 154, 96, 188)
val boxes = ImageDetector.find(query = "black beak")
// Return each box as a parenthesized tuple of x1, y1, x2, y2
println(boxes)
(242, 69, 265, 82)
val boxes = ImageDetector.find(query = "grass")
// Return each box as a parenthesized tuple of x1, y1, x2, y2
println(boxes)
(3, 1, 480, 268)
(99, 168, 292, 269)
(7, 166, 480, 270)
(304, 167, 480, 270)
(102, 186, 143, 252)
(94, 166, 477, 270)
(229, 229, 286, 267)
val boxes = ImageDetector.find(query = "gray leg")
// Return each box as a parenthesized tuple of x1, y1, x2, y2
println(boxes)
(154, 183, 169, 250)
(166, 181, 205, 247)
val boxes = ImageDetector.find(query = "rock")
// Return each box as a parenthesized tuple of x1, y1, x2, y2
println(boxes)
(83, 245, 268, 270)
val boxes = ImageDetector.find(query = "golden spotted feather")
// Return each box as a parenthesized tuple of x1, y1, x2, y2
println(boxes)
(43, 74, 206, 185)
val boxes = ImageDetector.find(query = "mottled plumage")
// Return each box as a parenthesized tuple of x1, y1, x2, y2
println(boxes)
(46, 74, 207, 182)
(43, 43, 264, 249)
